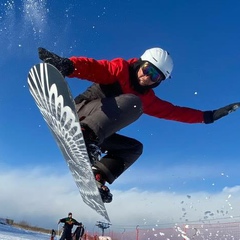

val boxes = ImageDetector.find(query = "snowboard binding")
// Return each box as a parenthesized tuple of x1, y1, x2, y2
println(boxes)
(93, 167, 113, 203)
(81, 124, 113, 203)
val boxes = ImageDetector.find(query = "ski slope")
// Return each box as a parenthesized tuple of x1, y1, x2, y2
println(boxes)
(0, 223, 51, 240)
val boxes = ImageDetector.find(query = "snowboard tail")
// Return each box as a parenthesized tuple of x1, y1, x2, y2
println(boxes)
(27, 63, 110, 222)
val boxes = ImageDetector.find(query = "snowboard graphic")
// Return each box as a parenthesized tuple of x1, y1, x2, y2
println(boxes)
(27, 63, 110, 222)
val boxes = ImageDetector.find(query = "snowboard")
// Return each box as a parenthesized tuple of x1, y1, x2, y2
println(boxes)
(27, 63, 110, 222)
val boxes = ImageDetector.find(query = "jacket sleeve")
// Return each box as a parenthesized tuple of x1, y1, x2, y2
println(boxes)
(68, 57, 125, 84)
(143, 91, 205, 123)
(59, 218, 66, 223)
(73, 219, 81, 225)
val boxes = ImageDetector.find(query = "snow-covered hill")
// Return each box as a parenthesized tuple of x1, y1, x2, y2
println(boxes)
(0, 223, 51, 240)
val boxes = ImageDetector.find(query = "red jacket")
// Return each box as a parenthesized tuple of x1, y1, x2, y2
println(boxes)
(69, 56, 204, 124)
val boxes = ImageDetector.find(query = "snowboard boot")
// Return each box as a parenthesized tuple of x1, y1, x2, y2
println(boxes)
(92, 167, 113, 203)
(81, 123, 113, 203)
(81, 123, 101, 165)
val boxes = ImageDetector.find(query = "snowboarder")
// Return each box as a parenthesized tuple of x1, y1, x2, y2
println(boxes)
(72, 222, 85, 240)
(58, 212, 81, 240)
(38, 47, 240, 203)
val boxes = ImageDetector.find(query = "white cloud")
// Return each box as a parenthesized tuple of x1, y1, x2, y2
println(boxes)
(1, 165, 240, 231)
(113, 160, 240, 193)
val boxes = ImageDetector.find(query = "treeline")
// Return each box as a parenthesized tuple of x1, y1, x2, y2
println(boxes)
(12, 221, 53, 234)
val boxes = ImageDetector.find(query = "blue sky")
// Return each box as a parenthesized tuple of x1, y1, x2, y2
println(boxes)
(1, 0, 240, 230)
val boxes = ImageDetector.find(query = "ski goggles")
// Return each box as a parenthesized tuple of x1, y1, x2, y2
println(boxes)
(141, 62, 165, 83)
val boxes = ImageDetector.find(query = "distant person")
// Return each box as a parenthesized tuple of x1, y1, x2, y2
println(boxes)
(58, 212, 81, 240)
(72, 223, 85, 240)
(50, 229, 56, 240)
(39, 47, 240, 203)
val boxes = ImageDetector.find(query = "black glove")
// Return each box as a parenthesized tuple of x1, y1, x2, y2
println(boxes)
(38, 47, 74, 77)
(204, 102, 240, 123)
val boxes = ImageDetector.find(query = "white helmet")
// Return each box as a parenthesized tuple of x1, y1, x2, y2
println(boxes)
(140, 47, 173, 79)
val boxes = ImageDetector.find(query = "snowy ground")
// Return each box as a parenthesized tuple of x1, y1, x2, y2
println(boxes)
(0, 223, 51, 240)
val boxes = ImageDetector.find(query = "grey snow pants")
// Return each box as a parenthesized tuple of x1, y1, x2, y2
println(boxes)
(76, 94, 143, 184)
